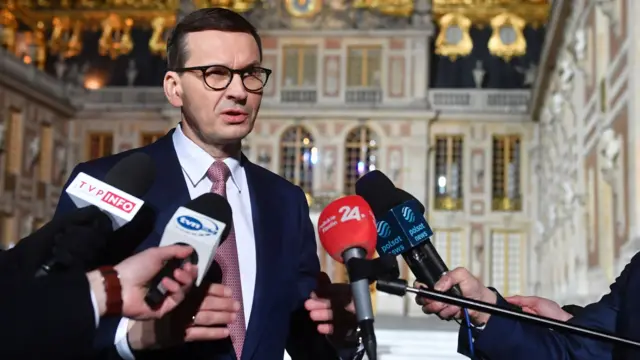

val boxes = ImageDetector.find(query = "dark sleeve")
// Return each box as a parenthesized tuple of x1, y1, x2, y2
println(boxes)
(52, 163, 121, 354)
(0, 271, 97, 359)
(456, 255, 634, 360)
(285, 188, 359, 360)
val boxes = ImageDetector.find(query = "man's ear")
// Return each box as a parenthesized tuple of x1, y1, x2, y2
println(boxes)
(164, 71, 183, 107)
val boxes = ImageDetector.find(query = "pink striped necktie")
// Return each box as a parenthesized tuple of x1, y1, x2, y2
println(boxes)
(207, 161, 246, 359)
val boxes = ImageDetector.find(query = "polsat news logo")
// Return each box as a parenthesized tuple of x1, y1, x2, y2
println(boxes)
(76, 180, 137, 213)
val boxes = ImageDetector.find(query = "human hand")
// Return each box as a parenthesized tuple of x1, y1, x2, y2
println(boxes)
(505, 295, 573, 321)
(127, 282, 240, 350)
(415, 267, 496, 325)
(113, 245, 198, 320)
(305, 272, 356, 339)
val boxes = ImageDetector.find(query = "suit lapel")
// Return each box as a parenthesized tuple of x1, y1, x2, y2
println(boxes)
(241, 159, 283, 360)
(142, 130, 191, 241)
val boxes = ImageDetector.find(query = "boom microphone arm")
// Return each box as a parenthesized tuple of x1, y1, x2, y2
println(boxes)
(376, 279, 640, 350)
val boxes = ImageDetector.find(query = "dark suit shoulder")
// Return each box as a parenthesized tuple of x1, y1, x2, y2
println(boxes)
(245, 161, 306, 198)
(72, 143, 160, 178)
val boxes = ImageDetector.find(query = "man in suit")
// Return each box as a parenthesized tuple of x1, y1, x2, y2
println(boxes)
(415, 255, 640, 360)
(1, 245, 198, 359)
(54, 7, 358, 360)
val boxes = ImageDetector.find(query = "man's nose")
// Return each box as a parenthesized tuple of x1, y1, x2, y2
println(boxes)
(225, 74, 248, 100)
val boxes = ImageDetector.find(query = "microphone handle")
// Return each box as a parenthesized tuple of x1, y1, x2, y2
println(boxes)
(403, 246, 462, 297)
(144, 257, 187, 308)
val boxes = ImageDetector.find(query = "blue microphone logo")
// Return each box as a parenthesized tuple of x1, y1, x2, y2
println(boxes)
(178, 216, 203, 231)
(177, 215, 220, 236)
(401, 206, 415, 223)
(377, 221, 391, 238)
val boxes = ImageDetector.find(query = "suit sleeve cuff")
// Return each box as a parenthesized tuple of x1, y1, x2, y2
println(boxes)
(89, 288, 100, 328)
(115, 318, 135, 360)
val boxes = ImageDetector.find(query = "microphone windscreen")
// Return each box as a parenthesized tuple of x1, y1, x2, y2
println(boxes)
(355, 170, 399, 219)
(184, 193, 233, 241)
(318, 195, 377, 262)
(396, 188, 426, 215)
(104, 152, 156, 197)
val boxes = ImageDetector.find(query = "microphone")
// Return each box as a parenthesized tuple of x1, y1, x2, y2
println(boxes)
(318, 195, 378, 360)
(377, 278, 640, 350)
(144, 192, 232, 308)
(64, 152, 155, 230)
(355, 170, 461, 296)
(35, 153, 156, 277)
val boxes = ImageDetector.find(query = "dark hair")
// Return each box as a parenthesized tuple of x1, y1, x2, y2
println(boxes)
(166, 8, 263, 70)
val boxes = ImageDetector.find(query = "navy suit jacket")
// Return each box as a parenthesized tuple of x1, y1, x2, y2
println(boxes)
(457, 252, 640, 360)
(53, 130, 343, 360)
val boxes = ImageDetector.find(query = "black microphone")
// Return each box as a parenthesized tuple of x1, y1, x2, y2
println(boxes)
(355, 170, 462, 296)
(35, 153, 156, 277)
(145, 192, 233, 308)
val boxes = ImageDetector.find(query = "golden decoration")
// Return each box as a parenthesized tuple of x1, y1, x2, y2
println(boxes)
(432, 0, 550, 26)
(99, 14, 134, 59)
(195, 0, 256, 13)
(435, 13, 473, 61)
(354, 0, 413, 17)
(48, 17, 83, 58)
(0, 9, 18, 53)
(33, 21, 47, 69)
(284, 0, 322, 18)
(488, 12, 526, 61)
(149, 16, 173, 58)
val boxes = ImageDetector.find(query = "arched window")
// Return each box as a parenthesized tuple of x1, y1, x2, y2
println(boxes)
(344, 126, 379, 195)
(279, 126, 315, 194)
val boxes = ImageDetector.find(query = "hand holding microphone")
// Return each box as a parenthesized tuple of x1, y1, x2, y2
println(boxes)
(87, 245, 199, 321)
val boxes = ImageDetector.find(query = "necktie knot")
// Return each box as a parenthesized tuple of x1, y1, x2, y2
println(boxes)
(207, 161, 231, 184)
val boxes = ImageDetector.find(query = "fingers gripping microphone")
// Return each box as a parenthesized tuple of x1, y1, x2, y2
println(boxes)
(145, 193, 232, 308)
(355, 170, 462, 297)
(318, 195, 378, 360)
(35, 153, 156, 277)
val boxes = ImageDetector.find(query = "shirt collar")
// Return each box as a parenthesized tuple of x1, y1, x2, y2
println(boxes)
(172, 124, 243, 192)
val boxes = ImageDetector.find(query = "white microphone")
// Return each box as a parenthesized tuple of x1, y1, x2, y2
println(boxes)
(64, 152, 156, 230)
(145, 193, 232, 307)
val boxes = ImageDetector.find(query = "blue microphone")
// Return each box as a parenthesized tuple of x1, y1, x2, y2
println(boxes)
(356, 171, 462, 296)
(376, 199, 433, 256)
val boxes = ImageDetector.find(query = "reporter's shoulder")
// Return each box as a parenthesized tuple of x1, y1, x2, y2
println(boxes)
(70, 146, 154, 180)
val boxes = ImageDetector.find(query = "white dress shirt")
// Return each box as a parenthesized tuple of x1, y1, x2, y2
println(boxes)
(115, 125, 257, 359)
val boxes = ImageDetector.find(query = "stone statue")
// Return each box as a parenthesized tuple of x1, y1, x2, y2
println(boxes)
(471, 152, 484, 189)
(412, 0, 432, 28)
(472, 60, 485, 88)
(56, 146, 67, 177)
(126, 59, 138, 86)
(515, 63, 537, 86)
(573, 29, 587, 62)
(65, 63, 79, 84)
(322, 148, 335, 184)
(28, 136, 40, 167)
(558, 57, 574, 93)
(54, 54, 67, 80)
(550, 92, 565, 117)
(76, 63, 89, 86)
(389, 149, 402, 182)
(599, 129, 620, 173)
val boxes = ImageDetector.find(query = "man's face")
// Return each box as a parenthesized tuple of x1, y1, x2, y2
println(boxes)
(165, 30, 263, 145)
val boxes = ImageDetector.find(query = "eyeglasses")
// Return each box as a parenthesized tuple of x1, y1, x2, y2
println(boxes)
(171, 64, 272, 92)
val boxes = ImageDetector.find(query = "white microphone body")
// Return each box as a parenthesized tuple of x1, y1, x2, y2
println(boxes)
(65, 172, 145, 230)
(157, 206, 227, 286)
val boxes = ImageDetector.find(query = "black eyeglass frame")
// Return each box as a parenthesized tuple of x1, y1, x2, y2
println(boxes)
(170, 64, 272, 92)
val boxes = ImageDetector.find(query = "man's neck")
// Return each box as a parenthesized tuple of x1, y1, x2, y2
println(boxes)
(180, 123, 241, 160)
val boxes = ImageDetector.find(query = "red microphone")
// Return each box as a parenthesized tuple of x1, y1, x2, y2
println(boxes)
(318, 195, 378, 360)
